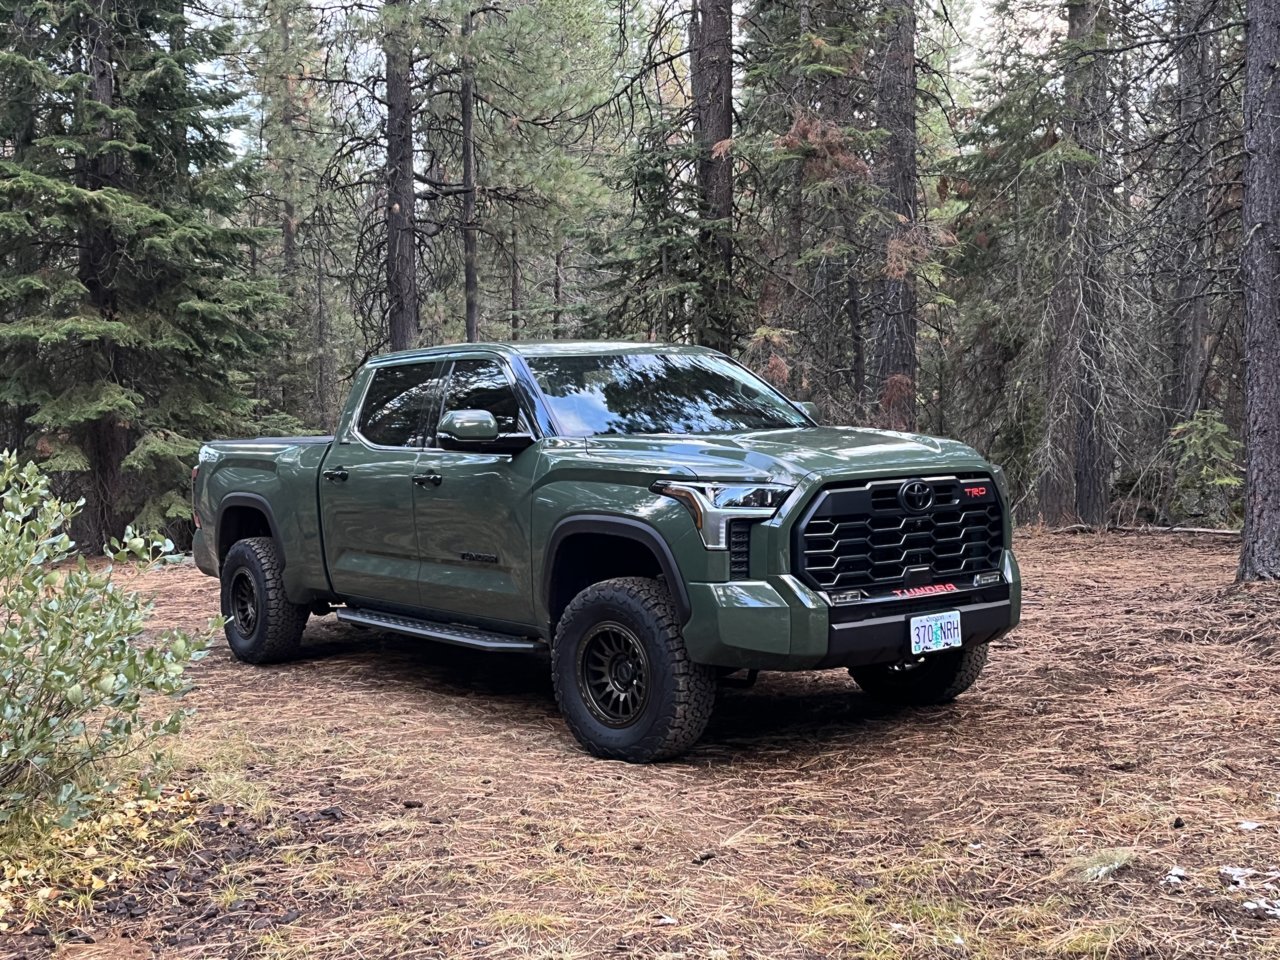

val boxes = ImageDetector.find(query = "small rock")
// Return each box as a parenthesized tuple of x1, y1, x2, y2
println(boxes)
(1173, 816, 1185, 829)
(402, 799, 424, 809)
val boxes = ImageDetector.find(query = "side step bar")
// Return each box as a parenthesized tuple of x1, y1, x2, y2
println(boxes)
(335, 608, 545, 654)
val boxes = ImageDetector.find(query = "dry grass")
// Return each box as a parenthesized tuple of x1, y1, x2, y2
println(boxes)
(3, 531, 1280, 959)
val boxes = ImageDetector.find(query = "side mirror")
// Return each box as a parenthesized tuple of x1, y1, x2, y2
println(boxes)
(439, 409, 499, 444)
(437, 409, 536, 455)
(797, 401, 820, 422)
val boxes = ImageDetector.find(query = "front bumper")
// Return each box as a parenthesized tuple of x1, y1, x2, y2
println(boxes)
(681, 549, 1021, 671)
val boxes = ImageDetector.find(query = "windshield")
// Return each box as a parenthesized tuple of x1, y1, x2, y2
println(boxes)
(525, 352, 811, 436)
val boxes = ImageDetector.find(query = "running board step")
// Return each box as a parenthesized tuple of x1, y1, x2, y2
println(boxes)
(335, 608, 544, 653)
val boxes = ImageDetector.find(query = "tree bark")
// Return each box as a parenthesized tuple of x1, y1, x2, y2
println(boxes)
(1238, 0, 1280, 580)
(383, 0, 419, 351)
(78, 0, 129, 547)
(688, 0, 734, 351)
(461, 8, 479, 343)
(869, 0, 919, 431)
(1038, 0, 1112, 527)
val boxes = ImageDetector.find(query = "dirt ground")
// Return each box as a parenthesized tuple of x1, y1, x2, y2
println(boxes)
(6, 531, 1280, 959)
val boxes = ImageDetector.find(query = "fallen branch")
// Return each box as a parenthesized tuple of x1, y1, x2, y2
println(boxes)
(1050, 523, 1240, 536)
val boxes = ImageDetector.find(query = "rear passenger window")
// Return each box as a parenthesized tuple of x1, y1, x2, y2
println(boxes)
(358, 362, 441, 447)
(439, 359, 525, 434)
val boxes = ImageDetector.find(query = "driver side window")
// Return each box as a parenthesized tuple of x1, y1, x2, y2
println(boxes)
(438, 358, 525, 435)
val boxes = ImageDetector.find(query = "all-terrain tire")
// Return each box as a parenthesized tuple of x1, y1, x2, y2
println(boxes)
(850, 644, 989, 706)
(220, 537, 309, 664)
(552, 577, 716, 763)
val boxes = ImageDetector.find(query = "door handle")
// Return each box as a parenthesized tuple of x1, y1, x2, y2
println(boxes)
(323, 467, 349, 482)
(413, 472, 443, 487)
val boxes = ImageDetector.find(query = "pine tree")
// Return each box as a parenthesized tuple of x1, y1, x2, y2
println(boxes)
(0, 0, 275, 544)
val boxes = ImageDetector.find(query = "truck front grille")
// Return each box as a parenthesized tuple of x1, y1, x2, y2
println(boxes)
(795, 474, 1003, 593)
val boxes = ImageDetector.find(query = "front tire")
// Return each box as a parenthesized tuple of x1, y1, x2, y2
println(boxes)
(850, 644, 989, 705)
(552, 577, 716, 763)
(220, 537, 309, 664)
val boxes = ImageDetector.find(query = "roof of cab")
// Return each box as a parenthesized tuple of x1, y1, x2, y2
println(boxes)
(367, 340, 718, 366)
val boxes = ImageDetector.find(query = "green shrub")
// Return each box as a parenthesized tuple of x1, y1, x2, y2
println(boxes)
(1168, 411, 1243, 526)
(0, 453, 209, 826)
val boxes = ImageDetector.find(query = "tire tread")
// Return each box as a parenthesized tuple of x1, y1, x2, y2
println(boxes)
(552, 576, 715, 762)
(222, 536, 308, 664)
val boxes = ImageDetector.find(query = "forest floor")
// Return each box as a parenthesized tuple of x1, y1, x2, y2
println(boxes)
(4, 532, 1280, 960)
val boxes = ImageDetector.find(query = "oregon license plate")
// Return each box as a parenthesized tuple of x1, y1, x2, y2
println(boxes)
(909, 611, 962, 655)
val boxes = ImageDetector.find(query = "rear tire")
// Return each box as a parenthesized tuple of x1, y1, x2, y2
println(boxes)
(552, 577, 716, 763)
(850, 644, 989, 706)
(220, 537, 309, 664)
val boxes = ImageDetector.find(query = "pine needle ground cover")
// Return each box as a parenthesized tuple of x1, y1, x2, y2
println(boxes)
(3, 532, 1278, 959)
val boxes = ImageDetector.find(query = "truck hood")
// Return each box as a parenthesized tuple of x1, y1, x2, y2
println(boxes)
(582, 427, 990, 486)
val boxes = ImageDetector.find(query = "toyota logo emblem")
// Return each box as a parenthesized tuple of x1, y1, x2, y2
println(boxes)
(898, 480, 934, 513)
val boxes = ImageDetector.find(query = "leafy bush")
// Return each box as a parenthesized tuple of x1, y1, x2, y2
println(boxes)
(1169, 411, 1244, 526)
(0, 453, 208, 825)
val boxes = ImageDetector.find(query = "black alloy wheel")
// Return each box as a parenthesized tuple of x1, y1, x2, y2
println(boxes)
(577, 621, 651, 726)
(229, 568, 260, 637)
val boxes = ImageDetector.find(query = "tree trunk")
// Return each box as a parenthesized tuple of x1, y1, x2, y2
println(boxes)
(553, 243, 565, 338)
(461, 9, 479, 343)
(509, 221, 521, 339)
(383, 0, 419, 351)
(1238, 0, 1280, 580)
(868, 0, 919, 432)
(78, 0, 129, 546)
(688, 0, 734, 351)
(1037, 0, 1111, 527)
(277, 0, 299, 413)
(1164, 0, 1214, 424)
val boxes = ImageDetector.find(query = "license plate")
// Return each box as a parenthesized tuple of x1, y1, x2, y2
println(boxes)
(910, 611, 962, 655)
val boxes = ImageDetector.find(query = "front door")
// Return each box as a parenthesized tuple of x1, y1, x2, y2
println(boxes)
(415, 356, 539, 629)
(320, 360, 443, 608)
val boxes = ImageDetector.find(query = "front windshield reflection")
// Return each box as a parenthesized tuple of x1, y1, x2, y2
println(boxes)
(526, 353, 809, 437)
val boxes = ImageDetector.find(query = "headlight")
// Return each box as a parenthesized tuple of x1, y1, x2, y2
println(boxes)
(652, 481, 793, 550)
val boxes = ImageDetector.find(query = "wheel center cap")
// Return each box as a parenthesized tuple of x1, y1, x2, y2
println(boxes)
(613, 659, 636, 686)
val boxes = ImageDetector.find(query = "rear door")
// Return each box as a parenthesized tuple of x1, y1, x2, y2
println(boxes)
(414, 355, 540, 628)
(320, 360, 444, 607)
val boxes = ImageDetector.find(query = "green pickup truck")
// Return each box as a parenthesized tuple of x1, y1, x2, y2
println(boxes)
(193, 341, 1020, 761)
